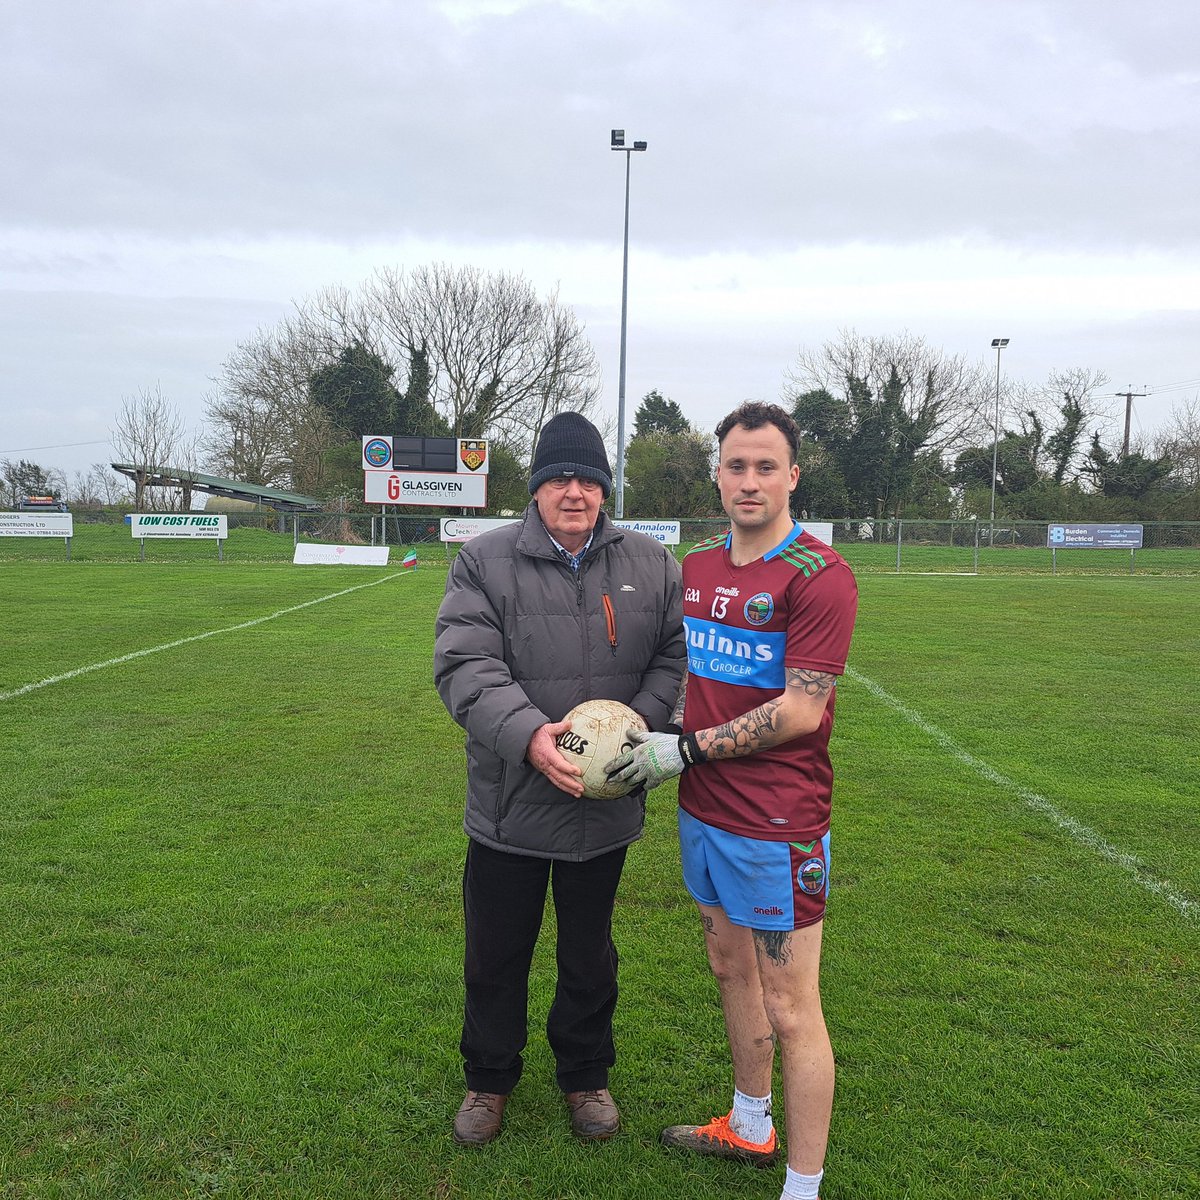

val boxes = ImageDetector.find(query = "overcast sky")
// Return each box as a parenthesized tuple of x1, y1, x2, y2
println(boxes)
(3, 0, 1198, 482)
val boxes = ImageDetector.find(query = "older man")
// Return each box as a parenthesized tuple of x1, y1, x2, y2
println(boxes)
(434, 411, 685, 1146)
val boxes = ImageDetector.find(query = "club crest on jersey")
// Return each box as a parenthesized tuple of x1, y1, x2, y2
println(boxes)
(744, 592, 775, 625)
(798, 857, 826, 895)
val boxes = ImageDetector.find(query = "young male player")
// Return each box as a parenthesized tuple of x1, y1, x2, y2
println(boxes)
(606, 401, 858, 1200)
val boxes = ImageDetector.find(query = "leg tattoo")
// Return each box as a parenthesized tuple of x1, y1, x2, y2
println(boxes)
(753, 928, 793, 966)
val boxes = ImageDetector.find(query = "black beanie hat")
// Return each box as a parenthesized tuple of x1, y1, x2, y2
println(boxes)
(528, 412, 613, 498)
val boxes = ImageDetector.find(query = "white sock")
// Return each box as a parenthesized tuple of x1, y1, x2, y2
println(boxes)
(781, 1166, 823, 1200)
(729, 1088, 773, 1143)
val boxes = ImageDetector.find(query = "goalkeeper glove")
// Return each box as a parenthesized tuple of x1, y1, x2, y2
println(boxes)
(604, 729, 705, 791)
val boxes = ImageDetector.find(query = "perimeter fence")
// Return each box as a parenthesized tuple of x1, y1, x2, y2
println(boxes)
(2, 510, 1199, 575)
(0, 509, 445, 565)
(677, 519, 1200, 576)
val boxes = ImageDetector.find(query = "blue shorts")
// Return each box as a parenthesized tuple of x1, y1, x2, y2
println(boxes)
(678, 808, 831, 931)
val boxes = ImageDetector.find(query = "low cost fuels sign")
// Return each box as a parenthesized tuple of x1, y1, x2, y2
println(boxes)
(129, 514, 228, 539)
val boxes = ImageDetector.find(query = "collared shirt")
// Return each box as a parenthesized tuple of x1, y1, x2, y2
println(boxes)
(543, 522, 594, 572)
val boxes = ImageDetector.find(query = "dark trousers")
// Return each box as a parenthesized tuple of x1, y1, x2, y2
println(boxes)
(461, 838, 628, 1096)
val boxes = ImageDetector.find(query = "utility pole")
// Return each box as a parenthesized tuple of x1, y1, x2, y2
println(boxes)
(1116, 389, 1147, 459)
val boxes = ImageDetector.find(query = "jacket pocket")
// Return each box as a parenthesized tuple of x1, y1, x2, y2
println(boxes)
(492, 759, 511, 841)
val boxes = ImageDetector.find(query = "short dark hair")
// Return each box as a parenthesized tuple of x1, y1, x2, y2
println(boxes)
(715, 402, 800, 465)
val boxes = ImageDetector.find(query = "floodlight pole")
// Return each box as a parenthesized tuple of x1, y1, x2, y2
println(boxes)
(989, 337, 1009, 547)
(611, 129, 647, 520)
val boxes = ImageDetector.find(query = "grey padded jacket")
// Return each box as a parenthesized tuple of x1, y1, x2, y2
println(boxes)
(434, 502, 685, 861)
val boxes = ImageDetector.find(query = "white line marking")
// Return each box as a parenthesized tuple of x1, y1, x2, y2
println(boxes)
(845, 665, 1197, 924)
(1, 571, 410, 703)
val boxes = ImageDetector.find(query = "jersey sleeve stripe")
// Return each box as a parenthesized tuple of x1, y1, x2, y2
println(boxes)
(685, 533, 726, 558)
(779, 545, 828, 574)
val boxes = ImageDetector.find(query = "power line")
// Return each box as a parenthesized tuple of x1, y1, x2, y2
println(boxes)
(1145, 377, 1200, 395)
(0, 439, 112, 454)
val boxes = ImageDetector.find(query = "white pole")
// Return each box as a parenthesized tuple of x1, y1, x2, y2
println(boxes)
(616, 150, 632, 520)
(988, 338, 1008, 547)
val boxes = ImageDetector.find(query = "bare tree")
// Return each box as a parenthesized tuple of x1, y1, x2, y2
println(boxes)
(517, 279, 602, 445)
(1155, 398, 1200, 491)
(1047, 368, 1111, 423)
(110, 386, 188, 510)
(203, 317, 332, 489)
(208, 264, 602, 492)
(65, 463, 131, 509)
(366, 264, 601, 445)
(286, 400, 340, 495)
(787, 329, 993, 457)
(98, 464, 132, 507)
(65, 468, 101, 509)
(1015, 367, 1112, 483)
(171, 429, 206, 511)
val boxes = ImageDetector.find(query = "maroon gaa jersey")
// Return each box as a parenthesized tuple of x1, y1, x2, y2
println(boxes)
(679, 522, 858, 840)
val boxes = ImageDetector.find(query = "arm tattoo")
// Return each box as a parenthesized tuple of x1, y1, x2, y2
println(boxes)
(753, 928, 793, 966)
(702, 702, 781, 759)
(788, 668, 837, 699)
(697, 668, 837, 761)
(671, 671, 688, 728)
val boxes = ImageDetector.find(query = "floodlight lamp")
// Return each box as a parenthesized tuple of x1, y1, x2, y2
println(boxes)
(611, 129, 625, 147)
(991, 337, 1009, 348)
(633, 140, 647, 150)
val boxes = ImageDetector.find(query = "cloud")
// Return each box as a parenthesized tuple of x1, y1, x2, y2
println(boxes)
(1, 0, 1197, 480)
(3, 0, 1197, 251)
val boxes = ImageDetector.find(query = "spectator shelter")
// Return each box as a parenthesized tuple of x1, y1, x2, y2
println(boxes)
(109, 465, 322, 513)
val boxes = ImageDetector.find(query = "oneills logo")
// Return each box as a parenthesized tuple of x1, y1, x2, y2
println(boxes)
(459, 440, 487, 471)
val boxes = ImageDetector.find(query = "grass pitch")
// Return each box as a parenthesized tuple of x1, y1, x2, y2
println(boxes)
(4, 518, 1200, 577)
(0, 561, 1196, 1199)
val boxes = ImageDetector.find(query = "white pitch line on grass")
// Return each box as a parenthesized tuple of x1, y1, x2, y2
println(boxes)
(0, 571, 411, 703)
(845, 665, 1197, 924)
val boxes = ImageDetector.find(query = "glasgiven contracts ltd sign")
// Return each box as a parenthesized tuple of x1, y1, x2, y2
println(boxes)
(364, 471, 487, 508)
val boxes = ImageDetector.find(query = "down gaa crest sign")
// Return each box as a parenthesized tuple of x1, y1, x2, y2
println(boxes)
(459, 440, 487, 472)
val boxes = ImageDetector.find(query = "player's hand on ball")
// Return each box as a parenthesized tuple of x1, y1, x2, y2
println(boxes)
(604, 730, 686, 791)
(528, 720, 585, 797)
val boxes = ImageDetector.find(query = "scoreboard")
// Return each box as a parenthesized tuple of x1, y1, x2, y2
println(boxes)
(362, 435, 489, 509)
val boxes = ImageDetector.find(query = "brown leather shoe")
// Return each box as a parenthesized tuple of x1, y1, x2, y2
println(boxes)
(453, 1091, 507, 1146)
(564, 1088, 620, 1140)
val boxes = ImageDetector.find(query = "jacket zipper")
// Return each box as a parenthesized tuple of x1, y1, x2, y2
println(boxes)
(574, 557, 590, 701)
(601, 593, 618, 655)
(576, 558, 590, 856)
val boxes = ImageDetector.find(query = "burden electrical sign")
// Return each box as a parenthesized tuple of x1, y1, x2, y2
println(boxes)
(1046, 522, 1144, 575)
(362, 435, 489, 509)
(1046, 523, 1143, 549)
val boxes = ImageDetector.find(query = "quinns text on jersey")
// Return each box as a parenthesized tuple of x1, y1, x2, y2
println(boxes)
(684, 618, 786, 689)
